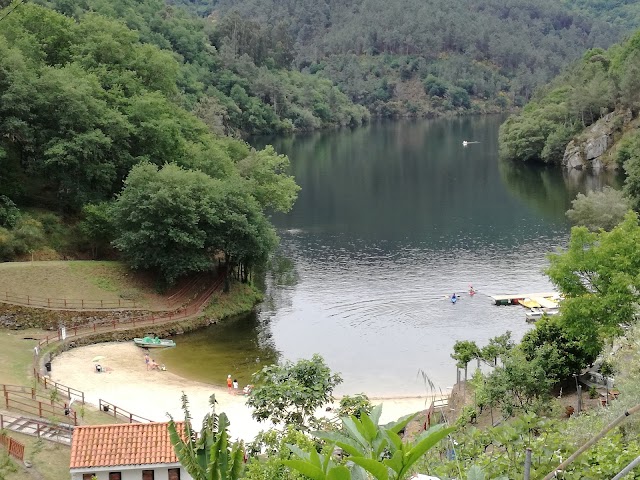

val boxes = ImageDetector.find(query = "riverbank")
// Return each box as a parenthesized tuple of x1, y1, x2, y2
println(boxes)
(51, 342, 445, 442)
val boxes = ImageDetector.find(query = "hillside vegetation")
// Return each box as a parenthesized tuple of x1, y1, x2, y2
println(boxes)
(498, 29, 640, 207)
(34, 0, 368, 137)
(182, 0, 630, 117)
(0, 1, 305, 284)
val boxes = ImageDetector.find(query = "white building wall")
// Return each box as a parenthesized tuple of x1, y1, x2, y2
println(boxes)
(70, 464, 192, 480)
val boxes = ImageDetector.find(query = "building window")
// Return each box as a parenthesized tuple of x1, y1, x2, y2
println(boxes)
(142, 470, 155, 480)
(108, 473, 122, 480)
(82, 474, 96, 480)
(168, 468, 181, 480)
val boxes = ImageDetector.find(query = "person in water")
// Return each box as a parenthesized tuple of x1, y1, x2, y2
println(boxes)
(469, 285, 476, 295)
(451, 293, 457, 301)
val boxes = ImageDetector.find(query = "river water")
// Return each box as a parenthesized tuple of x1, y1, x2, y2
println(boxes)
(157, 116, 621, 397)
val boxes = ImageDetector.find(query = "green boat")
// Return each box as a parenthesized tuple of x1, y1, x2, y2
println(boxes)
(133, 336, 176, 348)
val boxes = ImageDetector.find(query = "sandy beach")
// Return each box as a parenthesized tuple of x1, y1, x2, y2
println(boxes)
(51, 342, 446, 442)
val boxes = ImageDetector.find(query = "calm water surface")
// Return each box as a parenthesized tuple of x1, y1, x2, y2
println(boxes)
(158, 116, 620, 396)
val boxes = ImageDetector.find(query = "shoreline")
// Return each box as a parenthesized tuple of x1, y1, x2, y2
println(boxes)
(51, 342, 448, 442)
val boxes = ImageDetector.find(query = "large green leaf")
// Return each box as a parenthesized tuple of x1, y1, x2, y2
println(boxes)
(369, 404, 383, 426)
(466, 465, 486, 480)
(382, 430, 402, 452)
(327, 465, 351, 480)
(350, 457, 390, 480)
(283, 459, 327, 480)
(287, 444, 311, 461)
(309, 448, 322, 469)
(349, 464, 368, 480)
(385, 412, 417, 434)
(315, 431, 366, 457)
(401, 425, 455, 477)
(343, 416, 369, 450)
(382, 450, 403, 474)
(168, 418, 205, 480)
(360, 412, 378, 441)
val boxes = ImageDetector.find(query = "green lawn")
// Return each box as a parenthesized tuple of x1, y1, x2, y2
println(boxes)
(0, 261, 167, 310)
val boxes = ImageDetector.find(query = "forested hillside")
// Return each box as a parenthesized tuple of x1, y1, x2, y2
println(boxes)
(35, 0, 368, 137)
(183, 0, 629, 117)
(563, 0, 640, 30)
(0, 1, 304, 283)
(498, 29, 640, 208)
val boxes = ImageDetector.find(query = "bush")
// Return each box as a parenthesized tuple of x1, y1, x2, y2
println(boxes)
(337, 394, 372, 418)
(0, 196, 20, 228)
(456, 405, 478, 426)
(589, 386, 598, 399)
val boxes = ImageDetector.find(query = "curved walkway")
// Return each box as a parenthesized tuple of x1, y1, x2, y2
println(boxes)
(28, 274, 225, 428)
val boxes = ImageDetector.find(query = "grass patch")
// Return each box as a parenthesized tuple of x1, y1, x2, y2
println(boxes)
(0, 329, 39, 385)
(202, 282, 263, 319)
(0, 261, 168, 309)
(2, 433, 70, 480)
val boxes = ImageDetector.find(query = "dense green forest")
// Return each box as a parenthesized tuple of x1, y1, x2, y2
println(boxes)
(35, 0, 369, 137)
(499, 28, 640, 209)
(0, 1, 310, 283)
(176, 0, 633, 117)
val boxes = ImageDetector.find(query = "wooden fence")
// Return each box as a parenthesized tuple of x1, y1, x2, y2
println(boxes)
(0, 291, 139, 310)
(2, 384, 77, 425)
(0, 432, 25, 461)
(32, 371, 85, 404)
(98, 399, 151, 424)
(35, 274, 223, 350)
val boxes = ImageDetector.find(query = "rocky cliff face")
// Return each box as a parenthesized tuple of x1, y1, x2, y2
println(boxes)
(562, 110, 632, 171)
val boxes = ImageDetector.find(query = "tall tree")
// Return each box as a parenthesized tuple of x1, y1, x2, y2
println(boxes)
(546, 211, 640, 354)
(247, 354, 343, 428)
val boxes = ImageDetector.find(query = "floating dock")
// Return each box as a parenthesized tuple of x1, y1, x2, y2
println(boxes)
(489, 292, 558, 306)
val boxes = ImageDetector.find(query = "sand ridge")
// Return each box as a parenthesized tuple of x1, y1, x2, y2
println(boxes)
(52, 342, 445, 442)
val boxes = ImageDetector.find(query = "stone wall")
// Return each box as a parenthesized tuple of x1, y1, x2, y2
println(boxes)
(0, 303, 150, 330)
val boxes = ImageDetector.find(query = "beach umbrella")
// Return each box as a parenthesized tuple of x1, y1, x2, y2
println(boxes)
(92, 355, 105, 362)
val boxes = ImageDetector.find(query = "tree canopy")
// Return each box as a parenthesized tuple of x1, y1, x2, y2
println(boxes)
(246, 354, 343, 428)
(566, 187, 631, 231)
(0, 2, 302, 278)
(547, 211, 640, 353)
(181, 0, 633, 117)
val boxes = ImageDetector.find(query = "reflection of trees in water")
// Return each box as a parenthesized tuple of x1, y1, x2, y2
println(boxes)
(269, 253, 299, 287)
(212, 311, 280, 374)
(498, 160, 623, 220)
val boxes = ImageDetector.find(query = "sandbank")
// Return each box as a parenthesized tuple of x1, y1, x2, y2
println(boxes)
(51, 342, 445, 442)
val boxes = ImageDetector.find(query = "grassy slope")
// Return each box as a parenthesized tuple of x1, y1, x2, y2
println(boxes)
(0, 261, 167, 309)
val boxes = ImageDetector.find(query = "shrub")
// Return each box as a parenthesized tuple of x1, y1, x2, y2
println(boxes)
(0, 196, 20, 228)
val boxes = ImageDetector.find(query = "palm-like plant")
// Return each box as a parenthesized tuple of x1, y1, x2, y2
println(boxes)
(284, 404, 455, 480)
(167, 392, 245, 480)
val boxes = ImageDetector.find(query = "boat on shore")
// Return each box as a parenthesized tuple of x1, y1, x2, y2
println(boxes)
(525, 307, 560, 323)
(133, 336, 176, 348)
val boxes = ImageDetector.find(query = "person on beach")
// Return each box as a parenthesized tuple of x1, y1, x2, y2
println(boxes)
(233, 379, 239, 390)
(144, 352, 150, 370)
(227, 374, 233, 392)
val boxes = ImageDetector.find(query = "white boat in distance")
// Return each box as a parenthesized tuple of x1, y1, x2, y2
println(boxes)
(525, 307, 560, 322)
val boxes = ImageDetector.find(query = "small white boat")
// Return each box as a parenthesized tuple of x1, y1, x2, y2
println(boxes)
(525, 307, 559, 322)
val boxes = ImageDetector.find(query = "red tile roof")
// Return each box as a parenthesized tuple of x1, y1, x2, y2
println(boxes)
(70, 422, 186, 469)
